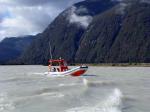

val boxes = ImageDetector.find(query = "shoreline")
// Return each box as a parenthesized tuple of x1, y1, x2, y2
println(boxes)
(75, 63, 150, 67)
(0, 63, 150, 67)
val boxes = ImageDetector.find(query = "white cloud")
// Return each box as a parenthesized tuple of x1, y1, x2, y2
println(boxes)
(0, 0, 83, 40)
(0, 0, 84, 7)
(67, 6, 93, 28)
(116, 2, 128, 15)
(0, 16, 36, 40)
(75, 6, 89, 14)
(0, 5, 55, 40)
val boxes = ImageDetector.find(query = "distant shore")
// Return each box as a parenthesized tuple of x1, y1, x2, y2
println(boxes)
(75, 63, 150, 67)
(0, 63, 150, 67)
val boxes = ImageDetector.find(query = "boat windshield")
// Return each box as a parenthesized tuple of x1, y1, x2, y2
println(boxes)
(48, 59, 68, 72)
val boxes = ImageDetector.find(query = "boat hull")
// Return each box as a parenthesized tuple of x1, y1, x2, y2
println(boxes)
(46, 66, 88, 77)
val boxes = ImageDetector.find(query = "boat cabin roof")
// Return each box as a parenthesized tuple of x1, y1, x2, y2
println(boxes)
(49, 59, 68, 66)
(49, 59, 65, 63)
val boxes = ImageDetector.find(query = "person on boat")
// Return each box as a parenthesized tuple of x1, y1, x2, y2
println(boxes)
(48, 64, 51, 72)
(57, 68, 60, 72)
(53, 67, 56, 72)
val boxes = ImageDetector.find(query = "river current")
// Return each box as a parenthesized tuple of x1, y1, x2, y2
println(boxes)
(0, 66, 150, 112)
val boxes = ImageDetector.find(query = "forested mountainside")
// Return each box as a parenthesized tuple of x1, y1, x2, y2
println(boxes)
(0, 36, 35, 64)
(8, 0, 150, 64)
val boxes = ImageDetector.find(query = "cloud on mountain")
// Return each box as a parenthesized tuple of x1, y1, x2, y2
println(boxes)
(67, 6, 93, 28)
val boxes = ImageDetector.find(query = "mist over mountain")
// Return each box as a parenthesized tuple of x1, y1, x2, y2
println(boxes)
(1, 0, 150, 64)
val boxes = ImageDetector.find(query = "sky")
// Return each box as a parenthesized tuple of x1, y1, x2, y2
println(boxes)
(0, 0, 83, 40)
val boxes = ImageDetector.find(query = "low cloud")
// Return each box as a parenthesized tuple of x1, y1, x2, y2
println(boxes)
(67, 6, 93, 28)
(116, 2, 128, 15)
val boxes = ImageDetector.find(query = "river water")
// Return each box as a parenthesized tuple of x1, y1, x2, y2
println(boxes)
(0, 66, 150, 112)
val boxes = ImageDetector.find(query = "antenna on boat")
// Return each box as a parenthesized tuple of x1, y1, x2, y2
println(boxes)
(49, 41, 53, 60)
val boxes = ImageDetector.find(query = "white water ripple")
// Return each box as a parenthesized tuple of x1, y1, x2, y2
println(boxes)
(0, 93, 15, 112)
(83, 78, 115, 87)
(66, 88, 123, 112)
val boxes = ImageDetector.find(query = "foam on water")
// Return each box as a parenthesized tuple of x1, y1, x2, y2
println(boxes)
(0, 93, 15, 112)
(29, 72, 46, 76)
(25, 90, 65, 99)
(14, 91, 65, 105)
(83, 78, 115, 87)
(58, 83, 77, 87)
(40, 92, 64, 98)
(28, 72, 67, 78)
(46, 74, 66, 78)
(66, 88, 123, 112)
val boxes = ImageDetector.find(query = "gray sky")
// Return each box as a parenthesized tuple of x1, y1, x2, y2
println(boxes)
(0, 0, 83, 40)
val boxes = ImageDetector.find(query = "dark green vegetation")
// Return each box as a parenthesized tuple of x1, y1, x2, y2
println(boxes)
(1, 0, 150, 65)
(76, 2, 150, 63)
(18, 0, 119, 64)
(0, 36, 35, 64)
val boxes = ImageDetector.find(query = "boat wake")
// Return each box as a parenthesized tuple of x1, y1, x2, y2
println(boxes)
(82, 74, 97, 77)
(29, 72, 46, 76)
(28, 72, 67, 78)
(28, 72, 50, 76)
(66, 88, 123, 112)
(46, 74, 67, 78)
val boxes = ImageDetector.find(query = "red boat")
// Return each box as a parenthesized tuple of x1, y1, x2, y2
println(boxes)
(46, 59, 88, 77)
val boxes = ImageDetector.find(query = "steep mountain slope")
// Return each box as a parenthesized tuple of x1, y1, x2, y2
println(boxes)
(19, 0, 150, 64)
(0, 36, 35, 64)
(107, 3, 150, 63)
(76, 2, 150, 63)
(75, 6, 123, 63)
(19, 0, 118, 64)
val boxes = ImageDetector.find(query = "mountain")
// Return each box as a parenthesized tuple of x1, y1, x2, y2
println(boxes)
(19, 0, 150, 64)
(0, 36, 35, 64)
(19, 0, 118, 64)
(75, 1, 150, 63)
